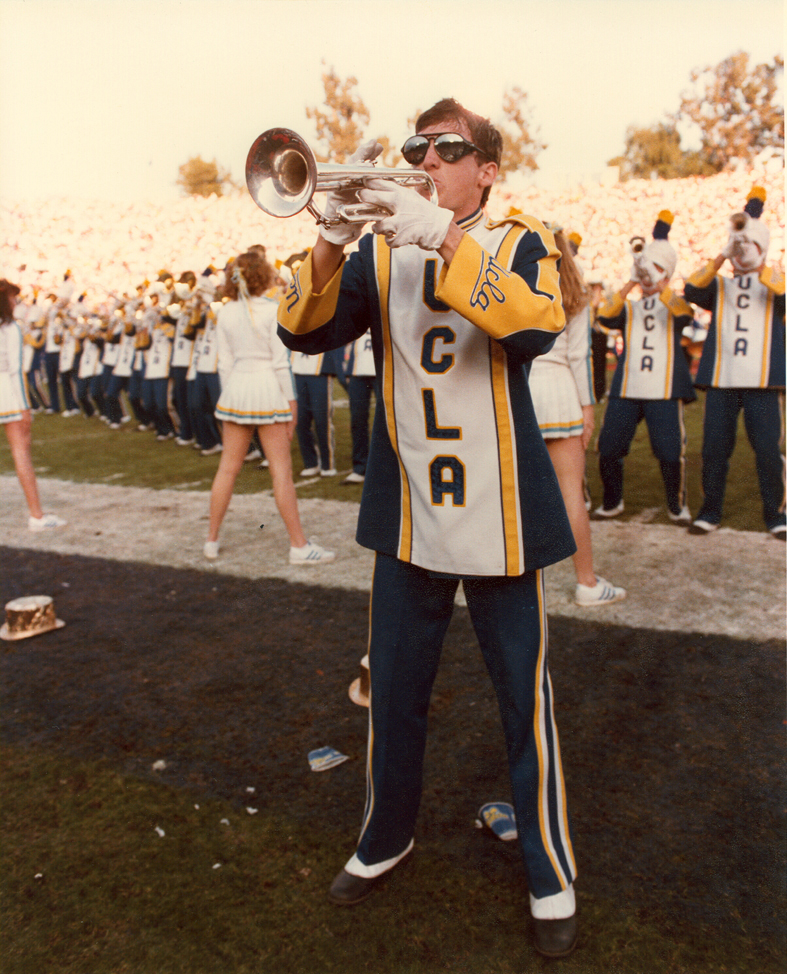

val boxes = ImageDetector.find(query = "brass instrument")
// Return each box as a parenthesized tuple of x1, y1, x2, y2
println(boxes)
(629, 236, 646, 254)
(730, 212, 748, 233)
(245, 127, 436, 228)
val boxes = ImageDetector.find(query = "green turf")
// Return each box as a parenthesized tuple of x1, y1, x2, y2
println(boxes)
(2, 745, 775, 974)
(0, 383, 775, 532)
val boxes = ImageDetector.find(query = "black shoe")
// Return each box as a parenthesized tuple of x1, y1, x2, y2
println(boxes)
(328, 854, 410, 906)
(532, 912, 578, 958)
(328, 869, 383, 905)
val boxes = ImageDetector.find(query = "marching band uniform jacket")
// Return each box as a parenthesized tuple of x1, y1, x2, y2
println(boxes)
(278, 210, 575, 577)
(596, 287, 696, 402)
(683, 262, 785, 390)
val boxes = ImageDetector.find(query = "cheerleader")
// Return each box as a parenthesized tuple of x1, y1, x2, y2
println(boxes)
(529, 227, 625, 606)
(204, 249, 334, 565)
(0, 279, 66, 531)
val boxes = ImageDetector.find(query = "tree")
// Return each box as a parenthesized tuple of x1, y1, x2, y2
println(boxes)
(672, 51, 784, 171)
(607, 123, 714, 181)
(176, 156, 234, 197)
(305, 63, 371, 163)
(497, 85, 545, 177)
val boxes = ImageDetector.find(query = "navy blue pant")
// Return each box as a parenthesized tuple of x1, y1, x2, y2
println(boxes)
(191, 372, 221, 449)
(89, 374, 106, 418)
(171, 365, 193, 441)
(100, 364, 115, 418)
(356, 554, 577, 901)
(75, 376, 95, 417)
(105, 374, 129, 425)
(27, 349, 45, 410)
(347, 375, 375, 475)
(142, 377, 175, 437)
(698, 388, 786, 530)
(295, 374, 334, 472)
(59, 369, 78, 412)
(44, 352, 61, 412)
(597, 398, 687, 514)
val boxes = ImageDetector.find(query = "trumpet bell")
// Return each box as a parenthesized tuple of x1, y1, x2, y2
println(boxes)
(730, 212, 748, 233)
(629, 235, 646, 254)
(246, 128, 317, 219)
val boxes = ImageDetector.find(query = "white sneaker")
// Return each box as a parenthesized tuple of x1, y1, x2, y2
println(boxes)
(200, 443, 223, 456)
(289, 541, 336, 565)
(109, 422, 121, 430)
(770, 524, 786, 541)
(592, 501, 624, 519)
(343, 471, 365, 484)
(243, 448, 262, 463)
(157, 432, 175, 441)
(668, 506, 692, 525)
(575, 576, 626, 607)
(258, 459, 270, 468)
(203, 540, 220, 560)
(175, 437, 194, 446)
(29, 513, 67, 532)
(300, 466, 320, 477)
(320, 468, 337, 477)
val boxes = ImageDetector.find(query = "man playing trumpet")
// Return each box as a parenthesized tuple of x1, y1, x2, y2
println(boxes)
(277, 98, 579, 959)
(683, 185, 785, 538)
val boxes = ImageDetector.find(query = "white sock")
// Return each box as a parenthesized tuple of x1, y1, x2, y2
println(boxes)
(530, 883, 575, 920)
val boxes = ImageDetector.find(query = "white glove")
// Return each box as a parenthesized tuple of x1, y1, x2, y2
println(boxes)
(631, 255, 660, 289)
(319, 139, 384, 247)
(359, 178, 454, 250)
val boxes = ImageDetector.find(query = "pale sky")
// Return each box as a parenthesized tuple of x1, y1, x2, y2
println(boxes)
(0, 0, 783, 201)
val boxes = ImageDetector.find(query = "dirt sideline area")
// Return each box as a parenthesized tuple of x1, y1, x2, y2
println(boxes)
(1, 475, 784, 641)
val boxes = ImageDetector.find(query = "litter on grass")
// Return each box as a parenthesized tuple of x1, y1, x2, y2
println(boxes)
(308, 746, 349, 771)
(476, 802, 518, 841)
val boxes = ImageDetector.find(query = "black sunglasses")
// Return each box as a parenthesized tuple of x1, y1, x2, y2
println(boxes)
(401, 132, 490, 165)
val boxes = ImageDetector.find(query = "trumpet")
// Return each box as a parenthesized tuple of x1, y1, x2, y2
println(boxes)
(629, 235, 646, 255)
(245, 127, 436, 228)
(730, 212, 748, 233)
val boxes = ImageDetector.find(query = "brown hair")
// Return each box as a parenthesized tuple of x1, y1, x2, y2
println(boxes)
(0, 279, 21, 322)
(415, 98, 502, 207)
(222, 250, 275, 300)
(551, 230, 588, 319)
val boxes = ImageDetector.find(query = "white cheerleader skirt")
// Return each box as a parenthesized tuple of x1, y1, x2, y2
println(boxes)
(529, 360, 584, 439)
(215, 365, 292, 425)
(0, 372, 29, 424)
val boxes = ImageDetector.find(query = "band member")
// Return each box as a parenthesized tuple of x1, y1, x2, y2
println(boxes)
(277, 99, 578, 959)
(593, 211, 696, 524)
(171, 271, 198, 445)
(683, 186, 785, 538)
(341, 330, 376, 483)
